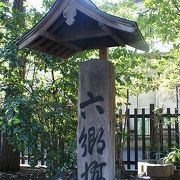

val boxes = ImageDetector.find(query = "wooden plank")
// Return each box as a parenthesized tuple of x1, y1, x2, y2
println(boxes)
(42, 31, 83, 51)
(99, 23, 125, 47)
(134, 109, 138, 169)
(55, 47, 68, 56)
(28, 148, 31, 165)
(160, 111, 163, 153)
(77, 59, 115, 179)
(47, 43, 62, 53)
(142, 108, 146, 160)
(32, 37, 46, 47)
(48, 15, 65, 33)
(150, 104, 154, 158)
(61, 49, 75, 59)
(21, 151, 25, 164)
(99, 48, 109, 60)
(43, 40, 55, 49)
(175, 109, 179, 146)
(41, 142, 45, 165)
(167, 108, 171, 151)
(44, 29, 109, 43)
(32, 45, 48, 53)
(0, 132, 1, 150)
(127, 109, 131, 169)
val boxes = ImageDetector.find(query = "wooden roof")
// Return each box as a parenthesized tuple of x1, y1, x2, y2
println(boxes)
(16, 0, 149, 59)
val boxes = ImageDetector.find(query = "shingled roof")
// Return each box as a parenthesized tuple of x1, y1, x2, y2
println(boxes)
(16, 0, 149, 59)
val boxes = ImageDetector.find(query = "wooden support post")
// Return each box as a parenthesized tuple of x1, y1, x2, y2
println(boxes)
(127, 109, 131, 169)
(142, 108, 146, 160)
(134, 108, 138, 169)
(150, 104, 155, 159)
(99, 48, 109, 60)
(77, 59, 115, 179)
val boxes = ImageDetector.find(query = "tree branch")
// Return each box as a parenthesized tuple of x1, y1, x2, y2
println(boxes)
(172, 0, 180, 15)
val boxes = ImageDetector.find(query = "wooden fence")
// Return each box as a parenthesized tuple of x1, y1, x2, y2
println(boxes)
(0, 104, 180, 169)
(120, 104, 180, 170)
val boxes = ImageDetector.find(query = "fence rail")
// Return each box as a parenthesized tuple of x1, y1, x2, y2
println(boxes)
(120, 104, 180, 170)
(1, 104, 180, 169)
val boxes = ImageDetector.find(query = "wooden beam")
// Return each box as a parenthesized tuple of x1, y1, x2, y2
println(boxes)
(32, 37, 46, 47)
(44, 29, 109, 43)
(99, 48, 109, 60)
(61, 49, 74, 59)
(32, 44, 68, 59)
(48, 15, 65, 33)
(43, 40, 55, 49)
(32, 45, 48, 53)
(48, 44, 62, 53)
(99, 24, 125, 47)
(42, 31, 82, 51)
(55, 46, 68, 56)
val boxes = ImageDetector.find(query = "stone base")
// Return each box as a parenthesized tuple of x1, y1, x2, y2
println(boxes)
(138, 161, 174, 178)
(173, 170, 180, 180)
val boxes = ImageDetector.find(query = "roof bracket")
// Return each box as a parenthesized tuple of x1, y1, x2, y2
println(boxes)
(63, 4, 77, 25)
(99, 23, 125, 47)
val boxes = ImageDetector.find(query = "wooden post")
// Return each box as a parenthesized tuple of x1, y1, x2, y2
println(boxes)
(134, 108, 138, 169)
(77, 59, 115, 179)
(167, 108, 171, 151)
(150, 104, 155, 159)
(127, 109, 131, 169)
(142, 108, 146, 160)
(99, 48, 109, 60)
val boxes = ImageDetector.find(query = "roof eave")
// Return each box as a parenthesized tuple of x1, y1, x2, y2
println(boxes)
(16, 0, 149, 52)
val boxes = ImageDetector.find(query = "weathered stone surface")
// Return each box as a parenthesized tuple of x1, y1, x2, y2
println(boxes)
(133, 172, 151, 180)
(138, 161, 174, 178)
(138, 161, 149, 175)
(135, 176, 151, 180)
(147, 165, 171, 177)
(77, 59, 115, 179)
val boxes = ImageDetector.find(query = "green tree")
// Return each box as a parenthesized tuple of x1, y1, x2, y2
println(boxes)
(0, 0, 27, 171)
(0, 0, 179, 176)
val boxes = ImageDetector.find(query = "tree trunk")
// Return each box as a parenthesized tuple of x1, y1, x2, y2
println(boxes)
(13, 0, 26, 12)
(0, 133, 20, 171)
(0, 0, 26, 172)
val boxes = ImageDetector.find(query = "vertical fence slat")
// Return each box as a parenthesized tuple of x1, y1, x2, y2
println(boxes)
(0, 132, 1, 150)
(160, 114, 163, 153)
(41, 142, 45, 165)
(134, 109, 138, 169)
(123, 105, 179, 170)
(21, 151, 25, 164)
(175, 108, 179, 146)
(150, 104, 155, 158)
(142, 108, 146, 159)
(127, 109, 130, 169)
(28, 148, 31, 165)
(167, 108, 171, 151)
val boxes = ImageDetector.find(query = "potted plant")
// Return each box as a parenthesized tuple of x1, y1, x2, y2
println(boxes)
(163, 146, 180, 169)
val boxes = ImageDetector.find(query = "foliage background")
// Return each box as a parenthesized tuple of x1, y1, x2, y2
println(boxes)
(0, 0, 179, 175)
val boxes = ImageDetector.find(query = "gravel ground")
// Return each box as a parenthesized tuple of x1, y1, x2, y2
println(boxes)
(0, 167, 137, 180)
(0, 167, 47, 180)
(0, 167, 78, 180)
